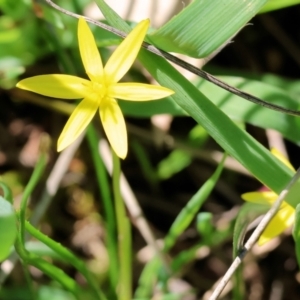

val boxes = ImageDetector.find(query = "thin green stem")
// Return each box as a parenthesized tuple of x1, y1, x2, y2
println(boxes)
(29, 255, 79, 295)
(23, 262, 37, 300)
(112, 151, 131, 300)
(25, 221, 106, 300)
(19, 151, 47, 246)
(42, 15, 118, 292)
(14, 140, 81, 296)
(15, 215, 79, 296)
(86, 126, 119, 292)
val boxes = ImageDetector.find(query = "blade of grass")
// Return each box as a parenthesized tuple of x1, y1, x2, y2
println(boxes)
(112, 151, 131, 300)
(25, 220, 106, 300)
(293, 204, 300, 268)
(18, 137, 48, 246)
(164, 153, 227, 251)
(232, 203, 268, 300)
(148, 0, 267, 58)
(86, 126, 119, 291)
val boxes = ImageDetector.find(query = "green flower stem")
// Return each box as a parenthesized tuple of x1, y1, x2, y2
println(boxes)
(42, 17, 118, 292)
(86, 125, 119, 291)
(14, 144, 80, 296)
(25, 220, 106, 300)
(15, 214, 79, 296)
(112, 151, 131, 300)
(19, 150, 47, 246)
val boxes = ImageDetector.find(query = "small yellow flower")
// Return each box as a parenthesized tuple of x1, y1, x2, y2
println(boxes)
(241, 148, 295, 245)
(17, 18, 174, 159)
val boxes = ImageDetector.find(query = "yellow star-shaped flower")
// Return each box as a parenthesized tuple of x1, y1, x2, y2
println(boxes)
(241, 148, 295, 245)
(16, 18, 174, 158)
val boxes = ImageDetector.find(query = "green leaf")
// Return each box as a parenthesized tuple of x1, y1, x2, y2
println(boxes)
(232, 202, 268, 300)
(38, 285, 77, 300)
(194, 76, 300, 144)
(148, 0, 268, 58)
(233, 203, 269, 257)
(119, 97, 185, 117)
(196, 212, 214, 241)
(293, 204, 300, 268)
(0, 0, 30, 21)
(0, 196, 17, 261)
(0, 57, 25, 89)
(42, 4, 64, 29)
(163, 154, 226, 251)
(260, 0, 300, 13)
(157, 150, 192, 180)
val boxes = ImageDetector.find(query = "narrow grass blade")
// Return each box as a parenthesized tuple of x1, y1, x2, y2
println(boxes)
(164, 154, 227, 251)
(293, 204, 300, 268)
(148, 0, 268, 58)
(260, 0, 300, 13)
(0, 195, 17, 261)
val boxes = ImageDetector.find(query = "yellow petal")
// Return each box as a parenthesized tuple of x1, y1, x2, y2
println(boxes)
(104, 19, 150, 83)
(109, 83, 174, 100)
(100, 99, 127, 159)
(241, 191, 277, 206)
(16, 75, 90, 99)
(271, 148, 295, 171)
(78, 18, 103, 81)
(258, 204, 295, 245)
(57, 97, 98, 151)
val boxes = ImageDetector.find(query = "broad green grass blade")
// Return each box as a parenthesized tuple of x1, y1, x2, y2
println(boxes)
(195, 76, 300, 145)
(119, 97, 185, 117)
(0, 195, 17, 261)
(260, 0, 300, 13)
(95, 0, 300, 209)
(148, 0, 268, 58)
(293, 204, 300, 268)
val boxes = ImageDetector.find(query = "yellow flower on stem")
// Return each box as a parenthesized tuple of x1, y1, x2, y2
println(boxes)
(241, 148, 295, 245)
(16, 18, 174, 159)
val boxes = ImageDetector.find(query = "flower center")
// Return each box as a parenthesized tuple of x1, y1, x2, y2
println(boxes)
(89, 81, 108, 104)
